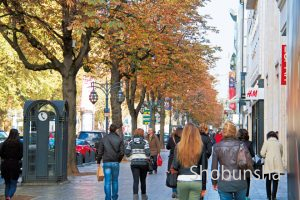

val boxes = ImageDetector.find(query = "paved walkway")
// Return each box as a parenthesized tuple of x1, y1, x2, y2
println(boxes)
(0, 151, 287, 200)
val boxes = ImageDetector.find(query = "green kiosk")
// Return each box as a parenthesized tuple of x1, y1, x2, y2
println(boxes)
(23, 100, 68, 184)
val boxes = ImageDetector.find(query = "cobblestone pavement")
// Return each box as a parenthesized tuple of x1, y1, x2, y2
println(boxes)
(0, 151, 287, 200)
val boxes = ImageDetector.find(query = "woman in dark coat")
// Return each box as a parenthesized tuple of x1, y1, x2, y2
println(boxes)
(238, 129, 255, 200)
(166, 127, 183, 199)
(0, 129, 23, 200)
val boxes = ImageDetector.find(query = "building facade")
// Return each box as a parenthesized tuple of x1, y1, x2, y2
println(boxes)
(237, 0, 288, 163)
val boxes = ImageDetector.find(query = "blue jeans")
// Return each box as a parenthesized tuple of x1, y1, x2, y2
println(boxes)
(172, 188, 177, 193)
(218, 189, 247, 200)
(103, 162, 120, 200)
(5, 179, 18, 198)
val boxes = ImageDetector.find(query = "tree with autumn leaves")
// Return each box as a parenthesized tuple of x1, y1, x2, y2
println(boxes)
(0, 0, 222, 175)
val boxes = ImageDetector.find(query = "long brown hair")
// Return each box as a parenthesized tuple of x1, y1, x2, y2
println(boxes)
(177, 123, 203, 168)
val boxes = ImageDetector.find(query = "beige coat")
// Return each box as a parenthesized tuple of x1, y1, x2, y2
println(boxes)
(260, 137, 284, 175)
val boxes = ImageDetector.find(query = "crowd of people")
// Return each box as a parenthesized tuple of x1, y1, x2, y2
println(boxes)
(95, 121, 284, 200)
(0, 121, 284, 200)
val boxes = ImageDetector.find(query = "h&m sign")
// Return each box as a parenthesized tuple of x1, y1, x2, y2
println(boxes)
(246, 88, 264, 100)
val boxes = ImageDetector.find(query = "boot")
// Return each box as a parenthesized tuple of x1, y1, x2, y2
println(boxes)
(133, 194, 139, 200)
(141, 194, 148, 200)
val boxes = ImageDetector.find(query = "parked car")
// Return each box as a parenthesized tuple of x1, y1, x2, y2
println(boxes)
(0, 130, 8, 143)
(77, 130, 105, 147)
(75, 139, 96, 162)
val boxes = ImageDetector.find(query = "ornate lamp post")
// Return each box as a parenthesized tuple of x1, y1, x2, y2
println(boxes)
(89, 79, 125, 134)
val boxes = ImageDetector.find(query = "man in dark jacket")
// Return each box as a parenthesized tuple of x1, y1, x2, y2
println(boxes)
(97, 124, 124, 200)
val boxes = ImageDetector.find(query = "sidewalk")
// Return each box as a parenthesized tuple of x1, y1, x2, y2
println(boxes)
(0, 151, 287, 200)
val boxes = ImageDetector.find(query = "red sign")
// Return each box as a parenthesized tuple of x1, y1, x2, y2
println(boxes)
(281, 45, 287, 85)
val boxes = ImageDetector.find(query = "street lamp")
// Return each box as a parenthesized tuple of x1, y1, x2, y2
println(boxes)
(89, 79, 125, 134)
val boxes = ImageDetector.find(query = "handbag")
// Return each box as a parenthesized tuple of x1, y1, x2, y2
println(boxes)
(148, 157, 154, 172)
(157, 154, 163, 167)
(97, 165, 104, 182)
(237, 143, 253, 171)
(166, 171, 178, 188)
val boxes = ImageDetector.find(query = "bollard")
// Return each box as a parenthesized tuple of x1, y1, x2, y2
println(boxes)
(76, 153, 83, 165)
(89, 151, 96, 162)
(84, 152, 90, 163)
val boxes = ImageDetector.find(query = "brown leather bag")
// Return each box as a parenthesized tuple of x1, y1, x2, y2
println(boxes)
(237, 143, 254, 171)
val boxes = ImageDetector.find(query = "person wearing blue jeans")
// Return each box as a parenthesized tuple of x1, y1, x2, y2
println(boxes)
(103, 162, 120, 200)
(0, 129, 23, 200)
(4, 179, 18, 199)
(97, 124, 124, 200)
(211, 122, 253, 200)
(218, 188, 247, 200)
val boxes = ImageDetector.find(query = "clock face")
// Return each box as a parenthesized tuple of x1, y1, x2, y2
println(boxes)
(38, 112, 48, 121)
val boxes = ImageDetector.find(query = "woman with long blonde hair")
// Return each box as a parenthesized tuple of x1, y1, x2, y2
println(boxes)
(172, 123, 207, 200)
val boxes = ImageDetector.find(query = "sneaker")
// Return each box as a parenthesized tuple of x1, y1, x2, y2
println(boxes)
(141, 194, 148, 200)
(171, 192, 177, 198)
(148, 172, 153, 175)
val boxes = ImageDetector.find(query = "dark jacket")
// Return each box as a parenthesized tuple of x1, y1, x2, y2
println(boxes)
(200, 132, 212, 159)
(166, 135, 180, 170)
(125, 136, 150, 166)
(172, 146, 207, 190)
(242, 140, 255, 158)
(211, 138, 252, 192)
(0, 140, 23, 180)
(97, 132, 124, 164)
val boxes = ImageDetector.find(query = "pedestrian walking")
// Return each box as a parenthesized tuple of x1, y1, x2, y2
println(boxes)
(199, 123, 212, 159)
(166, 127, 183, 199)
(237, 129, 255, 200)
(125, 128, 150, 200)
(198, 123, 212, 200)
(97, 124, 125, 200)
(211, 121, 253, 200)
(146, 128, 160, 174)
(260, 131, 284, 200)
(172, 123, 207, 200)
(0, 129, 23, 200)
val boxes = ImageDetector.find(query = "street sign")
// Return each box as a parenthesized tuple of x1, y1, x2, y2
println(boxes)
(143, 109, 151, 125)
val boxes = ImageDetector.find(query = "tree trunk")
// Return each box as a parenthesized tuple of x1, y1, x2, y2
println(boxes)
(149, 91, 156, 131)
(159, 98, 165, 149)
(110, 63, 123, 128)
(125, 74, 146, 133)
(62, 73, 79, 175)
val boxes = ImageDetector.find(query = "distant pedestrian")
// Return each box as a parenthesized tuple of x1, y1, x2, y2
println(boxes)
(0, 129, 23, 200)
(166, 127, 183, 199)
(146, 128, 160, 174)
(260, 131, 284, 200)
(172, 123, 207, 200)
(198, 123, 212, 200)
(97, 124, 125, 200)
(125, 128, 150, 200)
(212, 121, 253, 200)
(238, 129, 255, 200)
(214, 130, 223, 144)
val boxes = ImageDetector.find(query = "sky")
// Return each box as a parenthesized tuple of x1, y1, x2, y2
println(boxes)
(199, 0, 238, 100)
